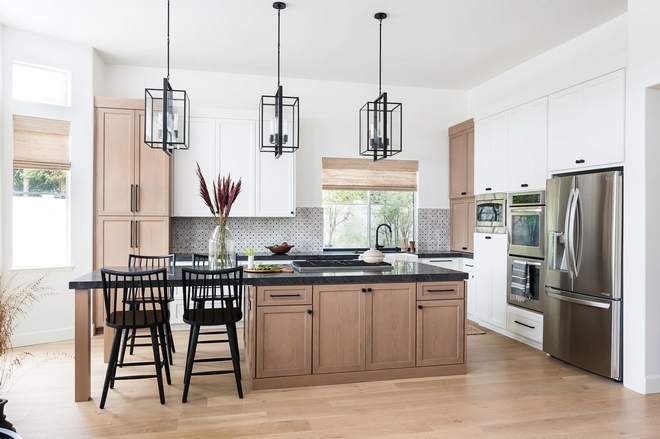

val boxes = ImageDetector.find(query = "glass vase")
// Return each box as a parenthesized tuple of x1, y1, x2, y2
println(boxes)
(208, 224, 235, 270)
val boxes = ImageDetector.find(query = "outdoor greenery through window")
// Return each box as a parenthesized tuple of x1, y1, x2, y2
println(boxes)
(13, 169, 68, 267)
(323, 190, 415, 250)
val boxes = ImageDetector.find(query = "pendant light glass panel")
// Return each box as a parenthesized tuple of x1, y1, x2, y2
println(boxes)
(260, 89, 299, 157)
(145, 79, 190, 154)
(359, 93, 402, 161)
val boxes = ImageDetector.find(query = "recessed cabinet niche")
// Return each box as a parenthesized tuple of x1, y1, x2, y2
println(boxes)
(173, 115, 295, 218)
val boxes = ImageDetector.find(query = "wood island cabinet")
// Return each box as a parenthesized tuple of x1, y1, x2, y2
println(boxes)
(247, 280, 466, 390)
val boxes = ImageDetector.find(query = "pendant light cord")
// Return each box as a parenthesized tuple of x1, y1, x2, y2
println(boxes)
(378, 16, 382, 95)
(277, 7, 281, 87)
(167, 0, 170, 81)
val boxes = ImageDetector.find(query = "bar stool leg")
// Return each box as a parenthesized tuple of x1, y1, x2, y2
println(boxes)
(226, 323, 243, 399)
(100, 328, 123, 409)
(149, 327, 166, 405)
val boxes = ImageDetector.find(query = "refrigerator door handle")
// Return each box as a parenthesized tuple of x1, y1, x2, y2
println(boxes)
(546, 291, 611, 309)
(574, 188, 583, 277)
(564, 187, 576, 277)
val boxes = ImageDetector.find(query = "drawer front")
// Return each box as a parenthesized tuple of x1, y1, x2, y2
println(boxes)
(506, 306, 543, 343)
(417, 281, 464, 301)
(257, 285, 312, 306)
(419, 258, 457, 270)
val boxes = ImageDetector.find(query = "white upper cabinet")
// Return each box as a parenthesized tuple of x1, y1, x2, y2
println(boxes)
(548, 69, 625, 173)
(173, 114, 296, 217)
(217, 119, 256, 217)
(173, 117, 217, 217)
(507, 97, 548, 192)
(256, 148, 296, 217)
(474, 112, 508, 195)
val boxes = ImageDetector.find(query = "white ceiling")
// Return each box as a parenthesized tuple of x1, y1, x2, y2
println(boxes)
(0, 0, 627, 90)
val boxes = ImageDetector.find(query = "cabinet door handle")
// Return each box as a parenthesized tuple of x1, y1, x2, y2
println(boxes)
(367, 288, 373, 292)
(575, 159, 585, 164)
(462, 247, 468, 250)
(135, 185, 139, 212)
(485, 187, 492, 191)
(269, 294, 301, 298)
(430, 259, 452, 263)
(361, 288, 367, 293)
(465, 264, 474, 267)
(418, 305, 423, 310)
(427, 289, 455, 293)
(130, 220, 134, 248)
(135, 221, 139, 248)
(485, 236, 491, 239)
(461, 192, 467, 195)
(130, 184, 134, 212)
(514, 320, 535, 329)
(521, 184, 528, 188)
(307, 309, 312, 314)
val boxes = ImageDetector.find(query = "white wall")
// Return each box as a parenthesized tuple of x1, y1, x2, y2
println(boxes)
(627, 0, 660, 394)
(0, 25, 4, 272)
(468, 14, 628, 120)
(2, 28, 95, 346)
(104, 65, 468, 209)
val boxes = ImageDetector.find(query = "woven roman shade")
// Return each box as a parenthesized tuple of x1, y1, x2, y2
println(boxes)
(322, 157, 418, 192)
(13, 115, 71, 170)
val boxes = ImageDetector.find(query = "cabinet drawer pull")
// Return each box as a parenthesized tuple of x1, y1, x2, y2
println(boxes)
(485, 236, 491, 239)
(465, 264, 474, 268)
(462, 247, 468, 250)
(575, 159, 585, 164)
(521, 183, 528, 188)
(514, 320, 535, 329)
(269, 294, 301, 298)
(430, 259, 452, 263)
(485, 187, 492, 191)
(427, 289, 455, 293)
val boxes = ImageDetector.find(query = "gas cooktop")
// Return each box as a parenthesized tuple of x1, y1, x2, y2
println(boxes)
(292, 260, 393, 272)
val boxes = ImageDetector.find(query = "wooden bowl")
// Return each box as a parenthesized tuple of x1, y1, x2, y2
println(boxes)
(265, 244, 294, 254)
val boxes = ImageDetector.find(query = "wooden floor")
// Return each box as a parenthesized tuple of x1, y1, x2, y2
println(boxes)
(5, 325, 660, 439)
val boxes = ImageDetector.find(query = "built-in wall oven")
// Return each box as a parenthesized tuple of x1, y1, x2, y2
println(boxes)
(507, 190, 546, 313)
(475, 193, 506, 233)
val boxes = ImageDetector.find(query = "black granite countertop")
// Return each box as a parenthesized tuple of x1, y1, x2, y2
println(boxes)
(176, 250, 473, 262)
(69, 262, 468, 289)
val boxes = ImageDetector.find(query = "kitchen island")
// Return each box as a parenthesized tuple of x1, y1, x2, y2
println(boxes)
(69, 262, 467, 400)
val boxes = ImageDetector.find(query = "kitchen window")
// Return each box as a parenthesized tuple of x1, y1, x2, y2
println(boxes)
(12, 61, 71, 107)
(12, 115, 71, 268)
(323, 190, 415, 249)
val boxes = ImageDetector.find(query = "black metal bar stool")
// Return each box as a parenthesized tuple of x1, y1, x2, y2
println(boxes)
(119, 254, 176, 366)
(181, 266, 244, 402)
(100, 267, 172, 408)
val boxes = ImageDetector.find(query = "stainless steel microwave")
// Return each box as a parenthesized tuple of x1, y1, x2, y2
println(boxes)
(475, 193, 506, 233)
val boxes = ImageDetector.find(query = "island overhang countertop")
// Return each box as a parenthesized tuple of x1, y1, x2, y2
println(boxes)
(68, 262, 468, 289)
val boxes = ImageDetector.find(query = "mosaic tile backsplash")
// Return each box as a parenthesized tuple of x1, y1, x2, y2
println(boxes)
(172, 207, 451, 256)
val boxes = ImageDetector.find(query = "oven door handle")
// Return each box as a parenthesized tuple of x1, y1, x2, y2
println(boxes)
(513, 259, 542, 267)
(510, 207, 543, 214)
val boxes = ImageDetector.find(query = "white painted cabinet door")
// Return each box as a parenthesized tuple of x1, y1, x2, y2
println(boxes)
(474, 118, 490, 195)
(507, 105, 527, 191)
(173, 117, 216, 216)
(217, 119, 256, 217)
(473, 233, 507, 329)
(525, 97, 548, 190)
(582, 70, 625, 167)
(548, 84, 583, 173)
(489, 111, 509, 193)
(256, 149, 296, 217)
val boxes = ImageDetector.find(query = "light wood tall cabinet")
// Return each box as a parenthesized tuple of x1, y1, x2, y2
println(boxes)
(93, 97, 172, 329)
(448, 119, 475, 253)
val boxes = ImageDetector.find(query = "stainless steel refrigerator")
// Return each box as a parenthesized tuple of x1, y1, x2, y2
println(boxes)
(544, 169, 623, 380)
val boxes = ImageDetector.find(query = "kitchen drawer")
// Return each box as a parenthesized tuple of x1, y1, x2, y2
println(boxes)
(256, 285, 312, 306)
(417, 281, 464, 301)
(506, 305, 543, 343)
(460, 259, 475, 273)
(419, 258, 458, 270)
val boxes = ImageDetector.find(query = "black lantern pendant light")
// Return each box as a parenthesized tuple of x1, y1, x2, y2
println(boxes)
(359, 12, 402, 162)
(145, 0, 190, 155)
(260, 2, 300, 159)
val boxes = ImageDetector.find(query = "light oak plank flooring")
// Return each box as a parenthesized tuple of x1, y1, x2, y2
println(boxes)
(4, 324, 660, 438)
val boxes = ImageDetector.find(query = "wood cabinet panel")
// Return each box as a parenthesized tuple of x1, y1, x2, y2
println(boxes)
(135, 111, 171, 217)
(135, 217, 170, 256)
(257, 285, 312, 306)
(95, 108, 135, 216)
(416, 299, 465, 366)
(448, 119, 474, 199)
(313, 284, 366, 374)
(450, 197, 475, 253)
(256, 305, 312, 378)
(365, 283, 416, 370)
(418, 281, 464, 301)
(467, 199, 475, 253)
(466, 130, 474, 196)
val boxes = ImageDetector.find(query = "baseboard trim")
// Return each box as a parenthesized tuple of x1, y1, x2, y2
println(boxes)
(644, 375, 660, 394)
(11, 327, 74, 347)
